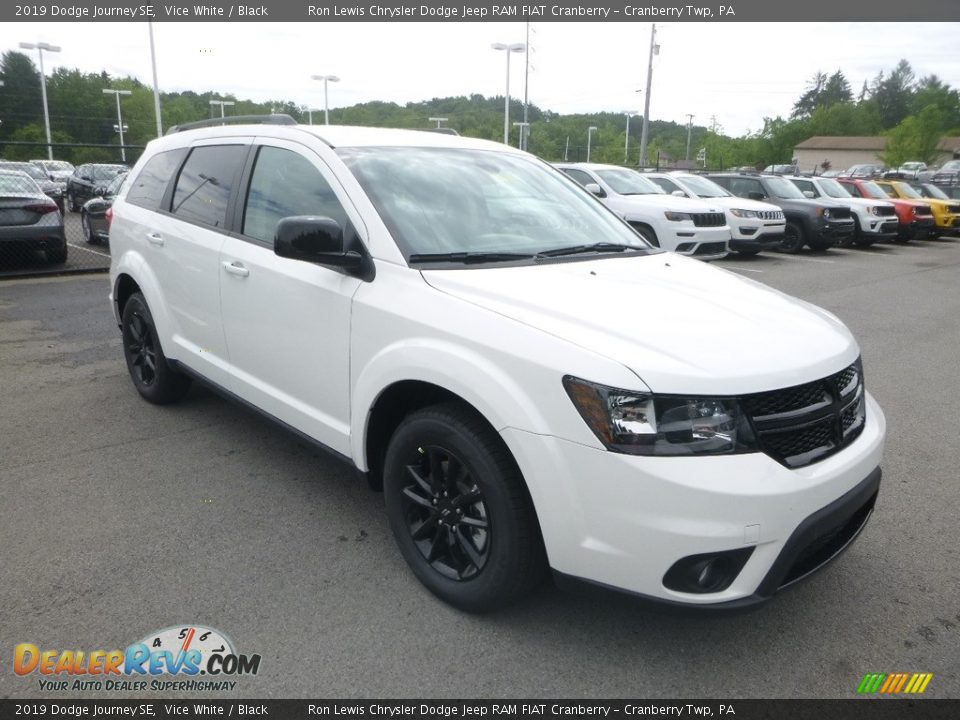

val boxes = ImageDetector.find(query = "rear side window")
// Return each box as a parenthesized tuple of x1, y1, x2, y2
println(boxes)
(171, 145, 246, 228)
(561, 168, 596, 187)
(242, 146, 348, 243)
(127, 149, 187, 210)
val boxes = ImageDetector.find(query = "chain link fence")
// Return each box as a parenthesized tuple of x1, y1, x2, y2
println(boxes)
(0, 141, 144, 279)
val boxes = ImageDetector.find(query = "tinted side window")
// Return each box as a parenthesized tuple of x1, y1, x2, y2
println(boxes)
(242, 146, 348, 243)
(794, 180, 816, 196)
(127, 149, 187, 210)
(561, 168, 595, 188)
(650, 177, 681, 194)
(172, 145, 246, 229)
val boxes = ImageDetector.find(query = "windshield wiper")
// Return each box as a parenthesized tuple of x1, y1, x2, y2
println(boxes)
(409, 251, 535, 264)
(536, 242, 642, 258)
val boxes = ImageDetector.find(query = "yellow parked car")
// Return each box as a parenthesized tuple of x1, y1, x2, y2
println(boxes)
(875, 180, 960, 237)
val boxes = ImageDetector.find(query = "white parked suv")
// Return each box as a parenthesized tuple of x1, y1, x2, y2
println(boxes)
(555, 163, 731, 260)
(646, 172, 786, 255)
(787, 176, 899, 246)
(109, 117, 885, 611)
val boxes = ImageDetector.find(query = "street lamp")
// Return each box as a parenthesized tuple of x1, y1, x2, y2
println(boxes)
(429, 117, 449, 129)
(513, 122, 530, 150)
(622, 112, 637, 164)
(306, 108, 323, 125)
(19, 41, 61, 161)
(147, 22, 162, 137)
(490, 42, 525, 145)
(103, 88, 132, 162)
(209, 99, 235, 120)
(311, 75, 340, 125)
(587, 126, 598, 162)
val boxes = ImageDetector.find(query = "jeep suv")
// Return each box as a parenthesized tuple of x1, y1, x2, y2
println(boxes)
(109, 118, 885, 611)
(710, 173, 855, 252)
(787, 176, 898, 247)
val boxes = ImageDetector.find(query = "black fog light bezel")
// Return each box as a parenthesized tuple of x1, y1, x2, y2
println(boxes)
(663, 547, 755, 594)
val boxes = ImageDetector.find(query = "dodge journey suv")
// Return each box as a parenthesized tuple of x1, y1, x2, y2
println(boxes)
(109, 117, 885, 612)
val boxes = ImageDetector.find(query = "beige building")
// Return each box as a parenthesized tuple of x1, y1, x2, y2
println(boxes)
(793, 136, 960, 173)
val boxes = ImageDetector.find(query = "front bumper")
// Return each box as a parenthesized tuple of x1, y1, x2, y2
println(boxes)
(729, 233, 784, 252)
(815, 218, 855, 242)
(907, 217, 935, 238)
(502, 392, 885, 607)
(860, 217, 899, 241)
(667, 226, 730, 260)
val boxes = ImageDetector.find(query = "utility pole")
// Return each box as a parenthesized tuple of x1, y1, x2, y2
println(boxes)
(685, 114, 694, 162)
(148, 22, 163, 137)
(638, 24, 658, 170)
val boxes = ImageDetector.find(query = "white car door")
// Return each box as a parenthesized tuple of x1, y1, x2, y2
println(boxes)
(217, 139, 364, 457)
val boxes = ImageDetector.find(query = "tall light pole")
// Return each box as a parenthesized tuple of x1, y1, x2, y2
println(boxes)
(307, 108, 322, 125)
(429, 117, 449, 129)
(147, 22, 162, 137)
(685, 114, 695, 162)
(19, 41, 61, 161)
(622, 111, 637, 164)
(103, 88, 132, 162)
(311, 75, 339, 125)
(522, 21, 531, 151)
(491, 42, 525, 145)
(209, 99, 235, 120)
(513, 122, 530, 150)
(638, 24, 659, 169)
(587, 126, 598, 162)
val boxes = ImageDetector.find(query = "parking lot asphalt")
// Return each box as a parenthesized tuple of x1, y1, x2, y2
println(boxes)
(1, 238, 959, 700)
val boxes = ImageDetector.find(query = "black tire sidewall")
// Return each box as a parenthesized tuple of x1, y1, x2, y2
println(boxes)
(383, 407, 538, 612)
(780, 222, 804, 253)
(120, 293, 189, 404)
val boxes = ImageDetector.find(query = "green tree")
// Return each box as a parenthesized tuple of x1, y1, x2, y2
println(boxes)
(881, 105, 945, 166)
(0, 50, 43, 140)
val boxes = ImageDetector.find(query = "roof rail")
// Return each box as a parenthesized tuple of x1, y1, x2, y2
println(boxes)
(165, 114, 297, 135)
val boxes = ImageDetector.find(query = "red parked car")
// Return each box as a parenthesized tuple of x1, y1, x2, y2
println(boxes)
(838, 178, 934, 241)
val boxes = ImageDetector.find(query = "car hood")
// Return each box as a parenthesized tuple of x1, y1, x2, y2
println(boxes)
(613, 194, 722, 214)
(422, 254, 858, 395)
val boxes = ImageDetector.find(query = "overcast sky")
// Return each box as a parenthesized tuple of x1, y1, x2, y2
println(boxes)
(3, 22, 959, 135)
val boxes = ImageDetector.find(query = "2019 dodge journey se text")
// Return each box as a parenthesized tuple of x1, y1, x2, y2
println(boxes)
(109, 117, 885, 612)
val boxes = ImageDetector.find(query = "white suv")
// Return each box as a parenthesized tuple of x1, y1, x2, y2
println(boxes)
(787, 176, 899, 246)
(555, 163, 731, 260)
(646, 172, 786, 255)
(109, 118, 885, 611)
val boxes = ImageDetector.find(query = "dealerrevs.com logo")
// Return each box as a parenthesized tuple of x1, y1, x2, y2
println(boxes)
(14, 625, 261, 692)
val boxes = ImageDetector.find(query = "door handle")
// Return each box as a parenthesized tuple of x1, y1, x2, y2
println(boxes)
(146, 233, 164, 246)
(222, 261, 250, 278)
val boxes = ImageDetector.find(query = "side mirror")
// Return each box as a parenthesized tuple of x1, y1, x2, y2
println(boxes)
(671, 190, 687, 197)
(584, 183, 606, 198)
(747, 191, 765, 201)
(802, 190, 815, 199)
(274, 216, 363, 273)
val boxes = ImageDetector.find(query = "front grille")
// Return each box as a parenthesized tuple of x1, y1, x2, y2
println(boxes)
(827, 207, 852, 220)
(691, 212, 726, 227)
(875, 206, 896, 217)
(693, 241, 727, 256)
(948, 205, 960, 214)
(916, 207, 933, 216)
(757, 210, 784, 220)
(743, 359, 866, 469)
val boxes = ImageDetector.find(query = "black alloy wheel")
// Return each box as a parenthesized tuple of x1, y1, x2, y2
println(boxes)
(780, 222, 804, 253)
(400, 444, 490, 581)
(120, 292, 191, 404)
(81, 212, 94, 243)
(383, 404, 544, 612)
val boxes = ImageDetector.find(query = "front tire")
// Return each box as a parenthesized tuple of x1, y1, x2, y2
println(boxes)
(779, 222, 804, 253)
(81, 212, 95, 244)
(67, 190, 80, 213)
(383, 403, 545, 612)
(121, 293, 191, 405)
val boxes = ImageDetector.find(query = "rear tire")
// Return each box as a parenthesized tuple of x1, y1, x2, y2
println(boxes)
(81, 212, 96, 244)
(121, 293, 191, 405)
(383, 403, 545, 612)
(779, 222, 804, 253)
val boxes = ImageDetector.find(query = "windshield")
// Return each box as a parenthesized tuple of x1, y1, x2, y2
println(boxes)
(106, 173, 127, 195)
(765, 176, 806, 199)
(892, 183, 922, 199)
(0, 173, 42, 195)
(818, 179, 853, 199)
(595, 169, 664, 195)
(918, 184, 949, 200)
(338, 147, 656, 263)
(859, 181, 889, 200)
(0, 163, 46, 181)
(941, 161, 960, 172)
(677, 175, 730, 198)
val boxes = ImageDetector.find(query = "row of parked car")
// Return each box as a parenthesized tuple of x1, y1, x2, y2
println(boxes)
(766, 160, 960, 192)
(0, 159, 128, 264)
(556, 164, 960, 258)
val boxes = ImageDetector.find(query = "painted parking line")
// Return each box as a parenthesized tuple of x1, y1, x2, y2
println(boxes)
(773, 253, 836, 264)
(67, 242, 111, 260)
(722, 265, 765, 274)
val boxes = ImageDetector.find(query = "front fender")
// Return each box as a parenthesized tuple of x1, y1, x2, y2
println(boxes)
(111, 249, 176, 357)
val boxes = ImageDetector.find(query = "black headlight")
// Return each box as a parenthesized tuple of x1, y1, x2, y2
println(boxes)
(563, 376, 758, 456)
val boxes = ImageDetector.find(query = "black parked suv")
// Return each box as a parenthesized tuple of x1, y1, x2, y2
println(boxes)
(66, 164, 127, 212)
(709, 173, 855, 252)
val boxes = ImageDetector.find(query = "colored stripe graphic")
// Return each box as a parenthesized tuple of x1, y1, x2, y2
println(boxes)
(857, 673, 932, 694)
